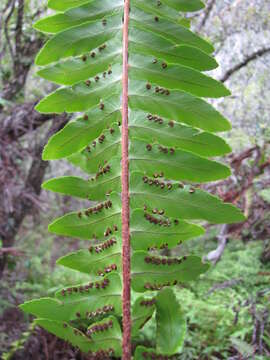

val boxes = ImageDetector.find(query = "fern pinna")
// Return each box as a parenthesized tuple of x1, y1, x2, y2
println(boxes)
(20, 0, 245, 359)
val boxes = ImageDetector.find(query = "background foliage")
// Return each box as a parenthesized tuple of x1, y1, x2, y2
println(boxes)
(0, 0, 270, 359)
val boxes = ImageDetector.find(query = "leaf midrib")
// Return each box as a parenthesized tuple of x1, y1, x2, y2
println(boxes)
(132, 313, 154, 323)
(57, 211, 121, 230)
(44, 80, 121, 109)
(130, 190, 206, 212)
(129, 93, 213, 123)
(129, 124, 206, 146)
(132, 268, 190, 276)
(51, 6, 123, 27)
(130, 157, 217, 174)
(52, 51, 122, 78)
(129, 39, 200, 63)
(130, 230, 193, 236)
(88, 251, 121, 266)
(50, 23, 121, 53)
(61, 293, 121, 305)
(130, 63, 216, 91)
(85, 138, 121, 160)
(89, 174, 121, 188)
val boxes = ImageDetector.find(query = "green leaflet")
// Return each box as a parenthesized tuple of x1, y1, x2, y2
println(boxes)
(131, 43, 218, 71)
(129, 111, 231, 157)
(133, 0, 189, 28)
(35, 0, 123, 34)
(22, 0, 246, 356)
(57, 236, 121, 277)
(38, 52, 121, 86)
(48, 193, 121, 240)
(131, 44, 216, 73)
(43, 158, 121, 201)
(36, 65, 122, 114)
(34, 316, 122, 357)
(130, 173, 245, 224)
(85, 316, 122, 356)
(35, 13, 122, 66)
(129, 29, 216, 72)
(129, 138, 231, 183)
(130, 209, 205, 251)
(156, 289, 187, 355)
(132, 296, 156, 337)
(129, 80, 231, 133)
(42, 97, 121, 160)
(68, 124, 121, 174)
(20, 273, 122, 321)
(37, 36, 122, 86)
(131, 252, 209, 293)
(130, 5, 214, 56)
(43, 176, 92, 199)
(35, 320, 93, 353)
(129, 54, 230, 98)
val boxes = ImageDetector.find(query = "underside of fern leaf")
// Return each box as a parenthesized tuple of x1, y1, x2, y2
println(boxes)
(20, 0, 245, 359)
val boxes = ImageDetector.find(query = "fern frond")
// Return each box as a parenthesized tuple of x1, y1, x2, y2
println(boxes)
(21, 0, 245, 358)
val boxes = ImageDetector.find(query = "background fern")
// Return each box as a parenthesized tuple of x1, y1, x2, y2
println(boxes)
(20, 0, 245, 358)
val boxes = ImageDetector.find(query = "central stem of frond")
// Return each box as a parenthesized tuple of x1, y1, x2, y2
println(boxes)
(121, 0, 131, 359)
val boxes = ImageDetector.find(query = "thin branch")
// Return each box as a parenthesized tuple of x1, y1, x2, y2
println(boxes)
(14, 0, 25, 73)
(206, 278, 243, 296)
(197, 0, 216, 32)
(0, 0, 42, 101)
(204, 224, 229, 264)
(4, 0, 16, 60)
(0, 247, 24, 256)
(0, 101, 56, 141)
(0, 34, 43, 100)
(223, 158, 270, 204)
(221, 47, 270, 82)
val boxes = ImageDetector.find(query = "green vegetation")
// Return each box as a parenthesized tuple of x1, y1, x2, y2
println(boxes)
(1, 231, 269, 359)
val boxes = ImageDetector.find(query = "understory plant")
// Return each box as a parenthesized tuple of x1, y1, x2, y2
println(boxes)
(20, 0, 245, 359)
